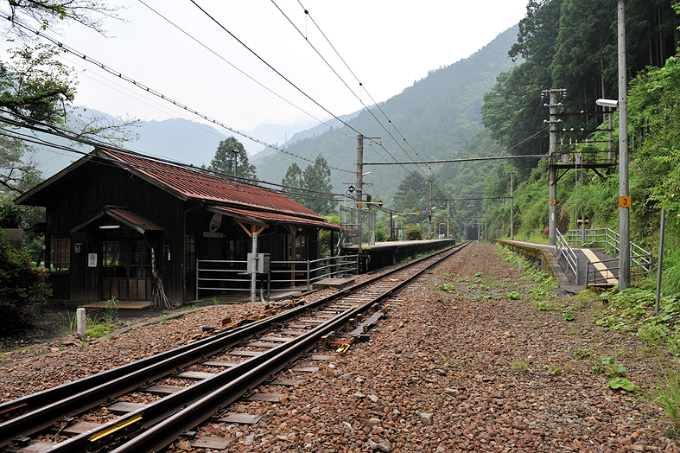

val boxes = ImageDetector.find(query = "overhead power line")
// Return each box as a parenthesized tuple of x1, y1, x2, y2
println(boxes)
(362, 155, 549, 166)
(137, 0, 352, 141)
(4, 17, 353, 175)
(275, 0, 430, 176)
(1, 111, 347, 202)
(188, 0, 362, 138)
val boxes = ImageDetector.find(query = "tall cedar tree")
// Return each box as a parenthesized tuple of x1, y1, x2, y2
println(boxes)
(209, 137, 257, 182)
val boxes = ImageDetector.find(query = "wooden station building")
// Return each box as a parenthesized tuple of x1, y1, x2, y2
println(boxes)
(16, 148, 340, 305)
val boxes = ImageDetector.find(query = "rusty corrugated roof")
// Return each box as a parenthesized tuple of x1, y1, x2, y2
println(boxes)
(105, 206, 163, 233)
(98, 148, 324, 219)
(208, 205, 341, 230)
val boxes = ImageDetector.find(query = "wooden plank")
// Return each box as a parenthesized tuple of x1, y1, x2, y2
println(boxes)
(243, 392, 282, 402)
(218, 412, 261, 425)
(177, 371, 215, 380)
(144, 384, 183, 395)
(190, 436, 231, 450)
(107, 401, 146, 414)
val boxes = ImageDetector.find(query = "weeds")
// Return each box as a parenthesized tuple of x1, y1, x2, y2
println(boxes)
(547, 363, 572, 376)
(648, 367, 680, 437)
(512, 358, 529, 372)
(57, 311, 77, 336)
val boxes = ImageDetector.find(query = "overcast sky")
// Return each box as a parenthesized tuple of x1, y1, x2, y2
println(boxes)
(6, 0, 529, 134)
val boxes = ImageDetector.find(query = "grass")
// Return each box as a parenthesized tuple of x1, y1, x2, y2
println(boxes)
(511, 357, 529, 372)
(649, 367, 680, 437)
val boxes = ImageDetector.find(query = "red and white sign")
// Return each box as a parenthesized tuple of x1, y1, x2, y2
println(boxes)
(88, 253, 98, 268)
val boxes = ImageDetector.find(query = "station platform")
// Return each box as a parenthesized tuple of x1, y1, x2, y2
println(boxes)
(497, 239, 619, 294)
(341, 239, 456, 272)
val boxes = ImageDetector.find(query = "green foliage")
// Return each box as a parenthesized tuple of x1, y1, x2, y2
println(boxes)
(405, 225, 422, 241)
(512, 358, 529, 372)
(0, 234, 51, 334)
(506, 291, 520, 300)
(547, 363, 571, 376)
(281, 154, 335, 215)
(375, 222, 386, 242)
(648, 367, 680, 437)
(208, 136, 257, 181)
(609, 377, 639, 393)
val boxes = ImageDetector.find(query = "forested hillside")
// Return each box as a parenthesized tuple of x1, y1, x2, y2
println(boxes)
(255, 25, 521, 204)
(479, 0, 678, 243)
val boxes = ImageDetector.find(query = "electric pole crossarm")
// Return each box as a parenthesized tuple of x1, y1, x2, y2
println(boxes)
(362, 155, 548, 166)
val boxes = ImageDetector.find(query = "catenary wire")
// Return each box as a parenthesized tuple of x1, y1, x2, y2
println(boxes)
(3, 17, 354, 175)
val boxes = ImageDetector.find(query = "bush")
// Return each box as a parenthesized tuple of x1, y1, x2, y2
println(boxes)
(406, 225, 422, 241)
(0, 234, 51, 334)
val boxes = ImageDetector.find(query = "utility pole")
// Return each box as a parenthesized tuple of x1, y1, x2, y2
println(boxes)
(544, 88, 566, 246)
(618, 0, 630, 290)
(231, 149, 239, 178)
(355, 134, 381, 249)
(507, 171, 517, 240)
(446, 202, 450, 239)
(484, 206, 487, 242)
(428, 180, 433, 240)
(356, 135, 364, 249)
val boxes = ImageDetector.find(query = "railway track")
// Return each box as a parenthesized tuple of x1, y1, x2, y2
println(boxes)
(0, 242, 469, 452)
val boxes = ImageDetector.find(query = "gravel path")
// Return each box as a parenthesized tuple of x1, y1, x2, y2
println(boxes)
(1, 243, 678, 452)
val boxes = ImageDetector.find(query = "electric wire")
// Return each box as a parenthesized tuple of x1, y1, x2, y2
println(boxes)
(188, 0, 362, 138)
(273, 0, 430, 176)
(136, 0, 352, 141)
(3, 16, 354, 175)
(0, 111, 347, 202)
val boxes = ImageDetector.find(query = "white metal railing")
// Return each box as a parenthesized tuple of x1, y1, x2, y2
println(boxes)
(556, 229, 579, 284)
(196, 254, 359, 300)
(568, 227, 653, 279)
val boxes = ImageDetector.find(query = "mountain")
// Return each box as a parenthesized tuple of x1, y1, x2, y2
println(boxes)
(29, 110, 318, 178)
(254, 25, 521, 204)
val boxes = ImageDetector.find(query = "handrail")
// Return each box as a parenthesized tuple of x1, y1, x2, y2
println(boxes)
(567, 227, 652, 275)
(196, 254, 360, 299)
(556, 229, 579, 284)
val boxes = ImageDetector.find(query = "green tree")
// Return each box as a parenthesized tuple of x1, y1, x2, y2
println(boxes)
(209, 136, 257, 181)
(301, 154, 334, 215)
(281, 162, 303, 204)
(0, 233, 51, 333)
(281, 155, 336, 214)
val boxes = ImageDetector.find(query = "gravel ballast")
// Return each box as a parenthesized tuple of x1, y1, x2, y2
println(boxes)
(1, 243, 678, 452)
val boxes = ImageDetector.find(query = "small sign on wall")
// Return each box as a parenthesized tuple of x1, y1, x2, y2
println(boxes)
(88, 253, 98, 268)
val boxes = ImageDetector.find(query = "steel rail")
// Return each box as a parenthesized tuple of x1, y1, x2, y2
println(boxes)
(0, 243, 467, 451)
(111, 242, 469, 452)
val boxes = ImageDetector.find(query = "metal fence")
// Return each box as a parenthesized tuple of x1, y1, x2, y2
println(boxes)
(196, 254, 359, 300)
(555, 229, 579, 284)
(567, 227, 652, 277)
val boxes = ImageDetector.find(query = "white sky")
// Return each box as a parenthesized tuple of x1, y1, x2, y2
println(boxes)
(5, 0, 528, 133)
